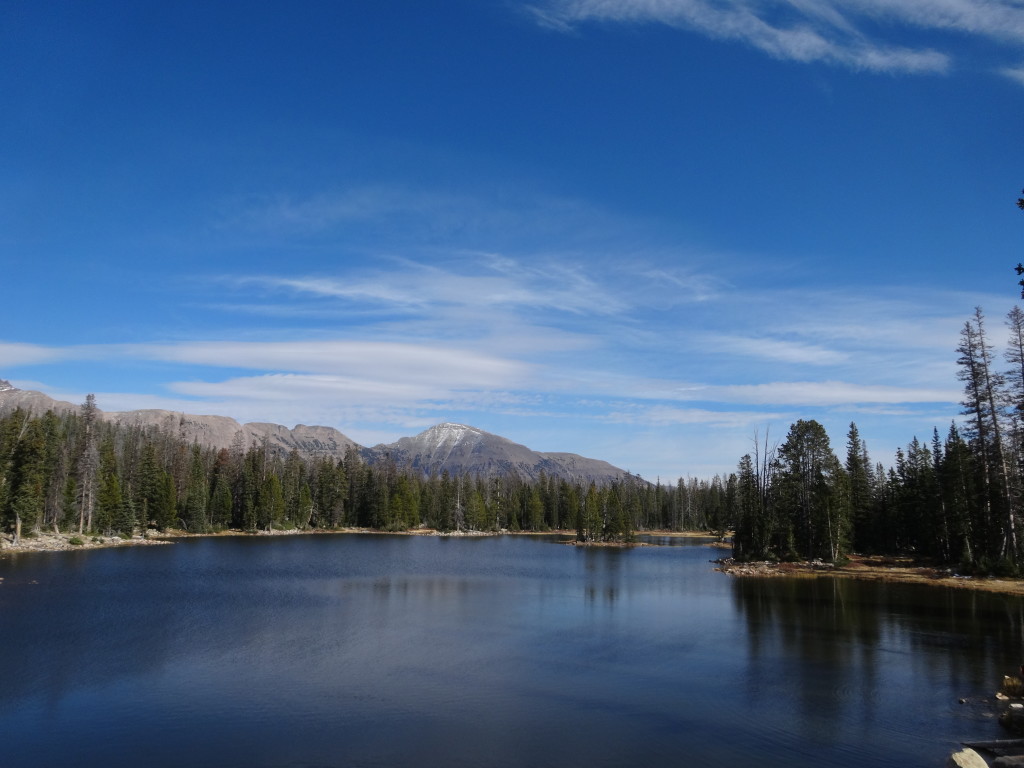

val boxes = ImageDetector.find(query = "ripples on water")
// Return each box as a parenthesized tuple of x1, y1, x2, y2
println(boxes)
(0, 534, 1020, 767)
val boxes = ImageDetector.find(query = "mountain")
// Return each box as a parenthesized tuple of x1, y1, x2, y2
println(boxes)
(0, 384, 79, 416)
(0, 385, 632, 484)
(365, 422, 631, 484)
(0, 385, 358, 460)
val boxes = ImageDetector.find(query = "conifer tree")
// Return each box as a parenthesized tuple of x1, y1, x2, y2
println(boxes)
(257, 473, 284, 531)
(8, 415, 49, 543)
(957, 307, 1017, 565)
(845, 423, 874, 553)
(76, 394, 99, 533)
(182, 445, 209, 532)
(775, 419, 846, 561)
(94, 436, 123, 535)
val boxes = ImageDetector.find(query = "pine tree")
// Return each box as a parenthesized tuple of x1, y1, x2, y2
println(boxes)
(775, 419, 846, 561)
(182, 445, 209, 532)
(941, 423, 978, 568)
(210, 476, 233, 530)
(8, 415, 49, 543)
(957, 307, 1017, 566)
(94, 437, 123, 535)
(257, 473, 284, 531)
(845, 423, 874, 553)
(76, 394, 99, 534)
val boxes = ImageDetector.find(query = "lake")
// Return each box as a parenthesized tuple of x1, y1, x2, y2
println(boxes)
(0, 533, 1018, 767)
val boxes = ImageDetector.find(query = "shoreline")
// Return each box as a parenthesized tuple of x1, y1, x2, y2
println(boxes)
(0, 526, 719, 557)
(5, 529, 1024, 597)
(714, 554, 1024, 597)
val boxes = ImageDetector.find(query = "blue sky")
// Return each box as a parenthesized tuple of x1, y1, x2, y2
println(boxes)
(2, 0, 1022, 480)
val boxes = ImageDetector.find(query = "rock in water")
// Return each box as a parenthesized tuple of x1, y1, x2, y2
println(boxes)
(948, 748, 989, 768)
(1002, 705, 1024, 735)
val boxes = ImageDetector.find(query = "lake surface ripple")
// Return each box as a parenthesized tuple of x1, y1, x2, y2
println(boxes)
(0, 534, 1019, 767)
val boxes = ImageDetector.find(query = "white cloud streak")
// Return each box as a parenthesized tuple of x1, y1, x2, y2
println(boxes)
(701, 334, 849, 365)
(239, 256, 629, 317)
(0, 342, 75, 366)
(706, 380, 958, 406)
(604, 404, 789, 426)
(133, 340, 532, 390)
(530, 0, 1024, 74)
(1000, 65, 1024, 86)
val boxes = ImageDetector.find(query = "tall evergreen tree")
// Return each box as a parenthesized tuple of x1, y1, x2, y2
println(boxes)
(76, 394, 99, 533)
(257, 473, 285, 531)
(182, 445, 209, 532)
(845, 423, 875, 553)
(775, 419, 846, 561)
(957, 307, 1017, 565)
(94, 436, 123, 535)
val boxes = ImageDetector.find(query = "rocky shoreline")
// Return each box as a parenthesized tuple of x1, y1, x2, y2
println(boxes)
(0, 530, 173, 554)
(0, 527, 722, 557)
(0, 526, 562, 555)
(714, 554, 1024, 597)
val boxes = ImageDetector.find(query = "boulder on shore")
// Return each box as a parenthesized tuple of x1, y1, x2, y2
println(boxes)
(948, 748, 989, 768)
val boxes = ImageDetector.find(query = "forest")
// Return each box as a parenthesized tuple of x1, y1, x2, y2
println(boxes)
(3, 305, 1024, 572)
(732, 305, 1024, 575)
(0, 392, 727, 546)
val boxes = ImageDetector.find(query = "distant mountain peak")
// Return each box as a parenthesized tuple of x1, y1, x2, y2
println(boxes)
(368, 421, 630, 484)
(425, 422, 482, 434)
(0, 379, 15, 392)
(420, 422, 487, 447)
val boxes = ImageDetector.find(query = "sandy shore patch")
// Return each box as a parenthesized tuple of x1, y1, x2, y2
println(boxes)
(0, 531, 171, 555)
(714, 554, 1024, 597)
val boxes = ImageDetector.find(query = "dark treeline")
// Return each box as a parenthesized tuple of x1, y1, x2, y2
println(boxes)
(732, 306, 1024, 576)
(0, 399, 737, 545)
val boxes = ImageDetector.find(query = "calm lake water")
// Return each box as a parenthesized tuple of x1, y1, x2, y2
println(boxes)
(0, 534, 1020, 767)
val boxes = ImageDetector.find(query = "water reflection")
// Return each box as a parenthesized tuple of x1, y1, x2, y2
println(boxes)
(1, 535, 1020, 768)
(580, 546, 622, 605)
(732, 575, 1023, 751)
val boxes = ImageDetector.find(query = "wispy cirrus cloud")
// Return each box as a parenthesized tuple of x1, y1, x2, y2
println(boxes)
(236, 256, 630, 317)
(705, 380, 959, 406)
(529, 0, 1024, 76)
(700, 334, 849, 366)
(1000, 65, 1024, 86)
(1, 339, 534, 394)
(219, 184, 632, 250)
(842, 0, 1024, 43)
(0, 342, 77, 366)
(604, 404, 789, 427)
(133, 340, 532, 390)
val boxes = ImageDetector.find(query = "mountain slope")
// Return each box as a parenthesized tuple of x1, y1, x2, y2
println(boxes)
(366, 423, 630, 484)
(0, 384, 358, 460)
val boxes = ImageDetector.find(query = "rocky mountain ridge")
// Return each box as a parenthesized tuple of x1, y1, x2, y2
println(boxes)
(364, 422, 629, 484)
(0, 387, 358, 460)
(0, 385, 632, 484)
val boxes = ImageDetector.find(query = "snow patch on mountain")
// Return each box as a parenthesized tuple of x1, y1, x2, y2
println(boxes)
(424, 422, 486, 450)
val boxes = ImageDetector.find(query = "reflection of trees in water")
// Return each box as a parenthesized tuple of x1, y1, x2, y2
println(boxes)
(731, 577, 875, 739)
(581, 545, 622, 605)
(732, 576, 1024, 739)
